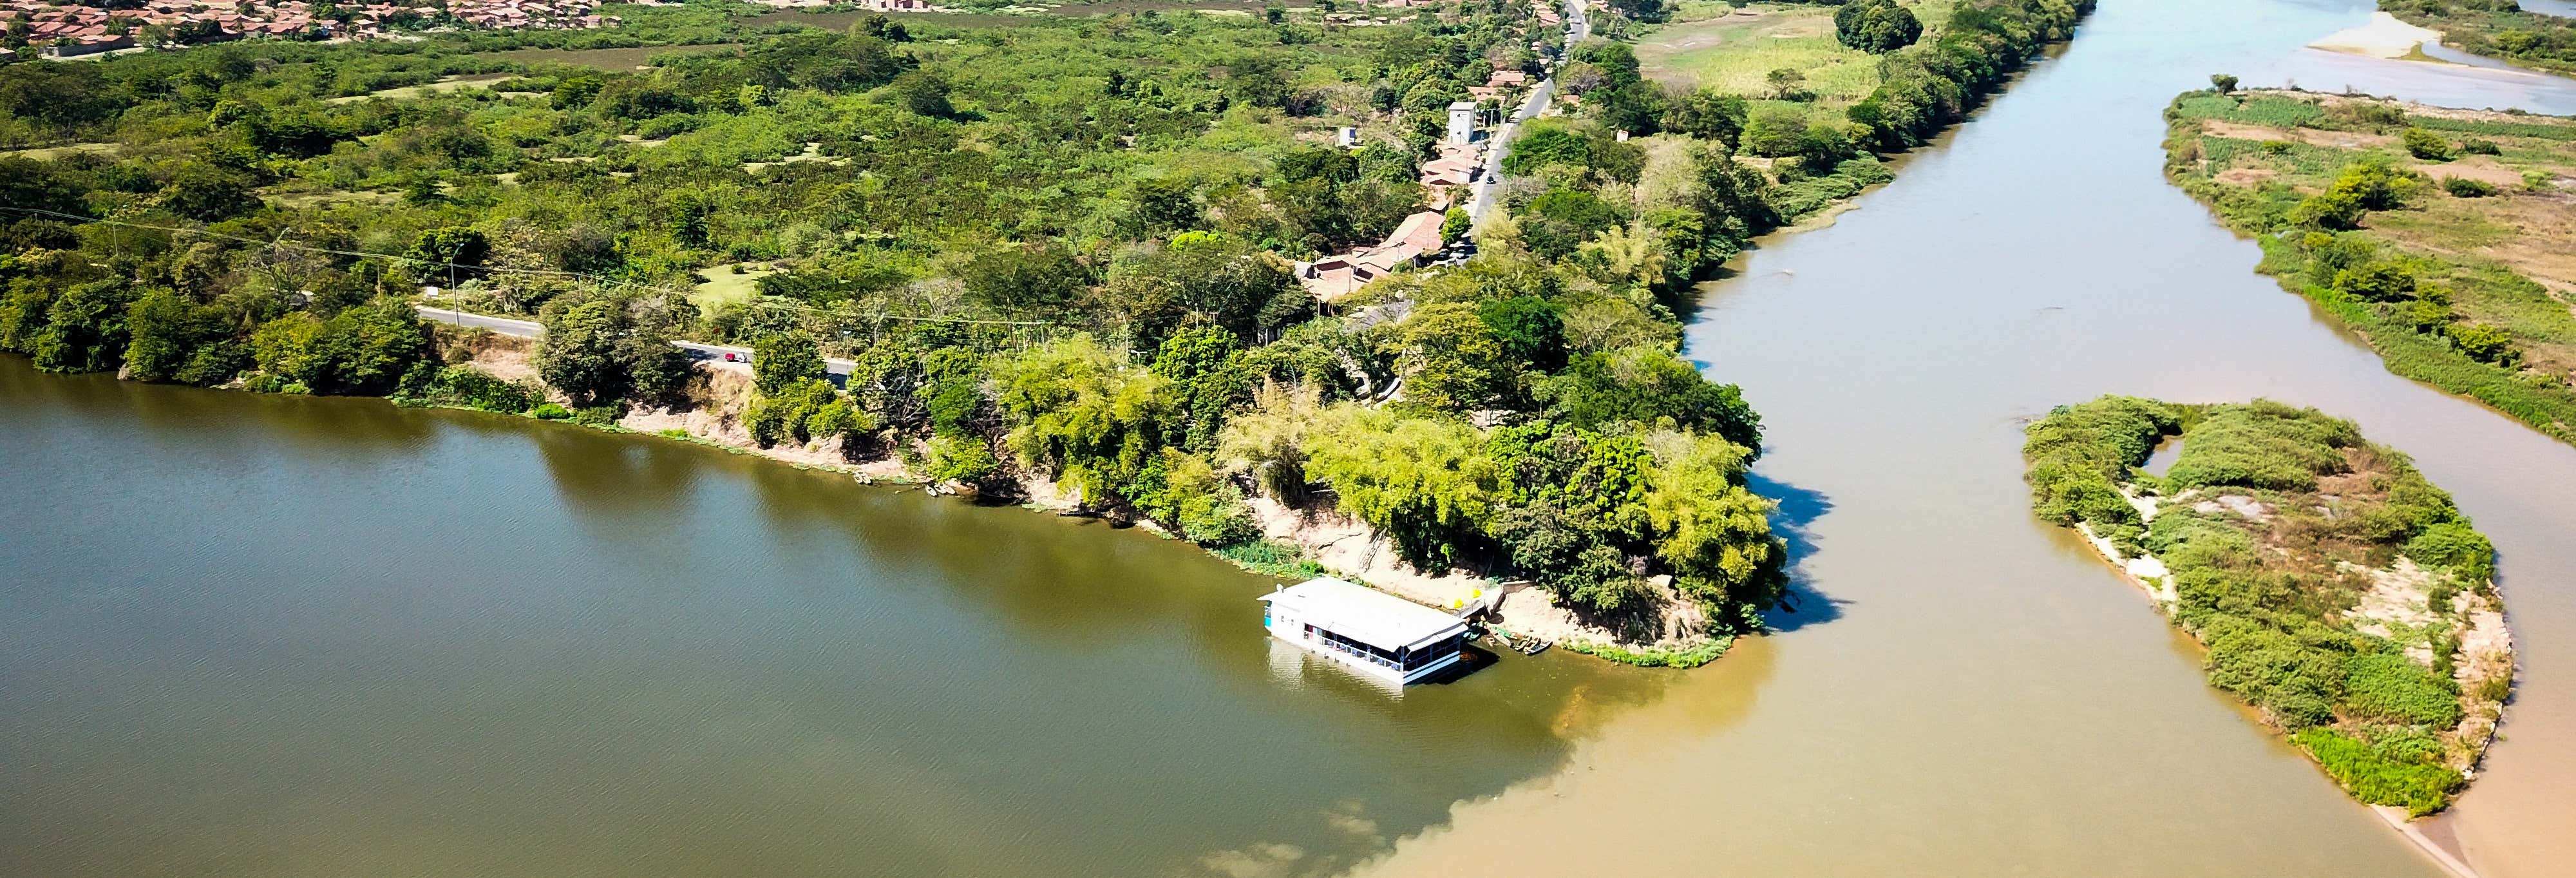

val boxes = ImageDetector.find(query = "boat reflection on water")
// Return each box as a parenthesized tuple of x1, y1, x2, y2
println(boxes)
(1264, 635, 1508, 694)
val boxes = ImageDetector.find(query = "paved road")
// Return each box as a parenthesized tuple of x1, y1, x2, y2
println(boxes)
(418, 307, 539, 336)
(417, 305, 858, 377)
(1468, 0, 1587, 226)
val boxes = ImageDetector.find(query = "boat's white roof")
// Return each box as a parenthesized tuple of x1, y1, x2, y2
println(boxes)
(1260, 577, 1468, 651)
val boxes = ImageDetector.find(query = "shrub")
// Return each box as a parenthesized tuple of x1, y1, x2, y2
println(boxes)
(2401, 127, 2454, 161)
(2295, 728, 2464, 817)
(2447, 323, 2516, 365)
(2406, 296, 2453, 334)
(2202, 620, 2345, 729)
(408, 365, 539, 413)
(2405, 520, 2495, 582)
(1214, 540, 1327, 578)
(2459, 138, 2501, 156)
(2211, 73, 2239, 93)
(925, 432, 1001, 486)
(2440, 177, 2497, 198)
(2163, 401, 2358, 491)
(2331, 261, 2418, 302)
(245, 300, 434, 396)
(745, 376, 842, 448)
(2291, 161, 2424, 229)
(752, 332, 827, 394)
(2022, 396, 2178, 528)
(531, 403, 574, 420)
(2345, 653, 2463, 727)
(1833, 0, 1922, 53)
(2291, 189, 2367, 230)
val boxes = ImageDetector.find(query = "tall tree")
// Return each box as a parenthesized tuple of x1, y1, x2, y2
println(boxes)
(753, 332, 828, 395)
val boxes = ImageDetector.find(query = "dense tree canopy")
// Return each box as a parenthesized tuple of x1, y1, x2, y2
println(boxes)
(1833, 0, 1923, 53)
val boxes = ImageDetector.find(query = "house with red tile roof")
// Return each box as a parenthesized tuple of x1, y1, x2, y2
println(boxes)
(1295, 210, 1450, 301)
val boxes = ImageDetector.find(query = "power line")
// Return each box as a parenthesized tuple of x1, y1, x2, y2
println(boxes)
(0, 204, 1058, 328)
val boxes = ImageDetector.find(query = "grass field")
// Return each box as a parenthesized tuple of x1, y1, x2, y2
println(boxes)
(1636, 3, 1881, 101)
(2166, 89, 2576, 444)
(324, 73, 521, 104)
(691, 264, 777, 313)
(1635, 0, 1951, 113)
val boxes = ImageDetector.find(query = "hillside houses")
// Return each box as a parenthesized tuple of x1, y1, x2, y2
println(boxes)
(1294, 209, 1449, 301)
(0, 0, 615, 57)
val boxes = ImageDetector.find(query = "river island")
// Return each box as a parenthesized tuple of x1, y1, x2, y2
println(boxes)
(2025, 396, 2512, 818)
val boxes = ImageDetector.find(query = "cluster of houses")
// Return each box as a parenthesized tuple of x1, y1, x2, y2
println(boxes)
(750, 0, 931, 10)
(1294, 51, 1551, 301)
(0, 0, 615, 59)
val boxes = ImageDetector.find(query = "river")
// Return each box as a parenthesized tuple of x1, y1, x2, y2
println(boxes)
(9, 1, 2576, 876)
(0, 363, 1667, 877)
(1343, 1, 2576, 877)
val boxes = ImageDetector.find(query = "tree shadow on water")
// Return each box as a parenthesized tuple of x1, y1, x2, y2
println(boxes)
(1748, 472, 1846, 633)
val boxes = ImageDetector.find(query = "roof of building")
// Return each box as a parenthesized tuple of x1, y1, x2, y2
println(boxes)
(1383, 210, 1445, 254)
(1260, 577, 1467, 651)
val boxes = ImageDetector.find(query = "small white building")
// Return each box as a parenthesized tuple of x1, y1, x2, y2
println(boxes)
(1259, 577, 1471, 685)
(1337, 126, 1360, 148)
(1446, 100, 1480, 146)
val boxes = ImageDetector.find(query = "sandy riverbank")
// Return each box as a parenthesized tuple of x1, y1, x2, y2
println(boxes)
(2311, 12, 2443, 59)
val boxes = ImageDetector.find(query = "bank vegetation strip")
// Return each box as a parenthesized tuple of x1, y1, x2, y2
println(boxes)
(2024, 396, 2511, 817)
(2164, 86, 2576, 446)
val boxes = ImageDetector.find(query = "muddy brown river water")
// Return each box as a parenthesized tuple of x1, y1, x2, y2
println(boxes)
(1350, 1, 2576, 875)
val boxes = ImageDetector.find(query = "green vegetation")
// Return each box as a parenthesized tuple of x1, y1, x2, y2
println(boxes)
(2383, 0, 2576, 77)
(1626, 0, 2088, 224)
(1, 1, 1793, 655)
(1833, 0, 1923, 54)
(2165, 89, 2576, 446)
(1560, 633, 1732, 667)
(2024, 397, 2512, 816)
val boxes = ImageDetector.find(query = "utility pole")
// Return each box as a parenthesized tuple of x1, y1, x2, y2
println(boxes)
(448, 241, 466, 328)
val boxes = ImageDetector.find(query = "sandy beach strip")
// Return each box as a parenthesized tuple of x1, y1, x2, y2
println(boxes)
(2309, 11, 2443, 59)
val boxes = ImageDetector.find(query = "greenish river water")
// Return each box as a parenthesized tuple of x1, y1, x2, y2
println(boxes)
(0, 361, 1657, 877)
(12, 1, 2576, 877)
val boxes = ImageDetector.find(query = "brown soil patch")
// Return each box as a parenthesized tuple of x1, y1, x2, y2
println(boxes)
(2417, 156, 2526, 187)
(2382, 189, 2576, 323)
(440, 328, 544, 385)
(2467, 192, 2576, 291)
(2215, 167, 2277, 186)
(2201, 119, 2393, 149)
